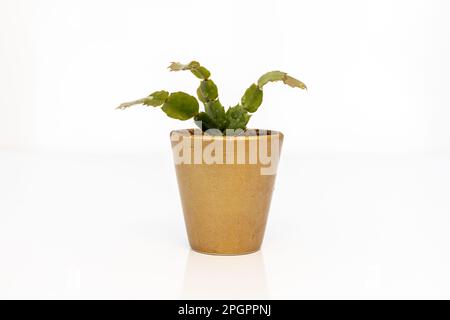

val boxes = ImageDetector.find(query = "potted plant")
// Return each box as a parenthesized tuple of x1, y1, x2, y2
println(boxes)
(118, 61, 306, 255)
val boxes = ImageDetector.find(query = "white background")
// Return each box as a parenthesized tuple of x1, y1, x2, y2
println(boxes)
(1, 0, 450, 299)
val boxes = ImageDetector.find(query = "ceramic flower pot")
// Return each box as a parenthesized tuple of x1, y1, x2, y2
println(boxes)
(170, 129, 284, 255)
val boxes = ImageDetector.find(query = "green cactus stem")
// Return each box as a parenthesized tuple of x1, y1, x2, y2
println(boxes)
(117, 61, 307, 133)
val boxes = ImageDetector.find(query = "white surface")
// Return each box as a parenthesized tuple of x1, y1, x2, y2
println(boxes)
(1, 149, 450, 299)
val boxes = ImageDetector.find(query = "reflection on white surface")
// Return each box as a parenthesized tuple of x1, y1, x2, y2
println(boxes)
(182, 251, 269, 299)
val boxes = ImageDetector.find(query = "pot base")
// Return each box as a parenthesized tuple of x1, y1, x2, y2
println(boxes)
(191, 248, 261, 256)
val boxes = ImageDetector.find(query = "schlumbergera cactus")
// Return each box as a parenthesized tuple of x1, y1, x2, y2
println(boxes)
(117, 61, 307, 134)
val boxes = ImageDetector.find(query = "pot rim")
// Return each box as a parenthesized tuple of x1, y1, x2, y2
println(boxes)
(170, 128, 284, 141)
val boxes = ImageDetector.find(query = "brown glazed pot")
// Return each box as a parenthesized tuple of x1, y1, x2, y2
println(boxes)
(170, 129, 284, 255)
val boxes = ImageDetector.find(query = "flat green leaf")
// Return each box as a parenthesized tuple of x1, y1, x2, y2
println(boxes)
(225, 104, 251, 130)
(257, 70, 307, 90)
(191, 66, 210, 80)
(197, 80, 218, 103)
(194, 112, 218, 131)
(169, 61, 210, 80)
(161, 92, 199, 120)
(142, 90, 169, 107)
(205, 100, 227, 130)
(168, 61, 200, 71)
(284, 75, 307, 89)
(116, 90, 169, 110)
(257, 71, 286, 87)
(241, 84, 263, 113)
